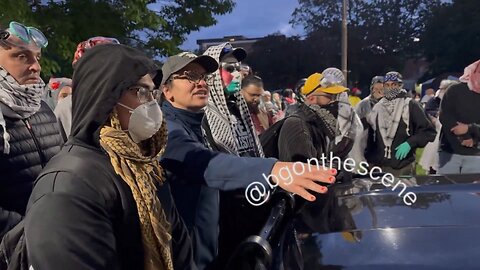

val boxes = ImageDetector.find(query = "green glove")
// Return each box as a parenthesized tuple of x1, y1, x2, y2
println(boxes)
(225, 81, 240, 94)
(395, 142, 411, 160)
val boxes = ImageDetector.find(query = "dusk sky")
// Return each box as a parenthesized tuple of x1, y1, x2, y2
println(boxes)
(180, 0, 305, 51)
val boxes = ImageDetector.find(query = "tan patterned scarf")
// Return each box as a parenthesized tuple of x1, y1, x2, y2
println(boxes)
(99, 109, 173, 270)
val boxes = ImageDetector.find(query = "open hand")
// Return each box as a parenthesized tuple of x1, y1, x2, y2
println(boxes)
(270, 162, 337, 202)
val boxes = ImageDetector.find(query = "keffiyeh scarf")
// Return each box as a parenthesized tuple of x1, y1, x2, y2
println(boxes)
(308, 93, 361, 151)
(202, 43, 264, 157)
(0, 65, 45, 154)
(369, 89, 411, 159)
(99, 109, 173, 270)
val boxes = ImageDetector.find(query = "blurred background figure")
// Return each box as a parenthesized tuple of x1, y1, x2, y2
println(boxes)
(240, 75, 273, 135)
(420, 79, 458, 174)
(420, 88, 435, 107)
(348, 87, 362, 107)
(272, 92, 284, 111)
(239, 63, 252, 78)
(43, 77, 72, 110)
(259, 90, 283, 122)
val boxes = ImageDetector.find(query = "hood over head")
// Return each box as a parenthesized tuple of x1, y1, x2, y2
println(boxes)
(71, 44, 161, 147)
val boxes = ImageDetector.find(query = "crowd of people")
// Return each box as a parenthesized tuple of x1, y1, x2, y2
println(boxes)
(0, 20, 480, 270)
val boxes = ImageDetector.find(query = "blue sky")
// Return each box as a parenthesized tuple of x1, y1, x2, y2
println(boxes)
(180, 0, 305, 51)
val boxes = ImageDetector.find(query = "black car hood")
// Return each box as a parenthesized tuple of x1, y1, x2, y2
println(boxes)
(291, 174, 480, 269)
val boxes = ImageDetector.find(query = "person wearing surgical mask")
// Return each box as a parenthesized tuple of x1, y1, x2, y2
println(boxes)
(366, 71, 436, 177)
(20, 44, 180, 270)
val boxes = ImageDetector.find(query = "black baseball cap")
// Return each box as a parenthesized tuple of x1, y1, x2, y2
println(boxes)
(161, 52, 219, 85)
(220, 47, 247, 63)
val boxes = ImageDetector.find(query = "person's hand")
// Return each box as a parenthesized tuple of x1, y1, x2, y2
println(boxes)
(451, 122, 469, 136)
(270, 162, 337, 202)
(395, 142, 411, 160)
(461, 138, 474, 147)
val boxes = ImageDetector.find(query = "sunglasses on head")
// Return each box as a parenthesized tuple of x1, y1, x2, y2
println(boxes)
(0, 21, 48, 48)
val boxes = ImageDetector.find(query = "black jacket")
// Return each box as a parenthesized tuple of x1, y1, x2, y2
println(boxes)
(365, 98, 436, 169)
(425, 96, 441, 118)
(278, 103, 330, 162)
(279, 102, 353, 164)
(0, 101, 62, 239)
(439, 83, 480, 155)
(23, 44, 195, 270)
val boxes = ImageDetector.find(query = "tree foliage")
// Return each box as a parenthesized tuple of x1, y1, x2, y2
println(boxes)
(0, 0, 234, 77)
(249, 0, 449, 92)
(421, 0, 480, 77)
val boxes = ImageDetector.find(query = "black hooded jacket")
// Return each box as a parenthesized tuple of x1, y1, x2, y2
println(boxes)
(21, 44, 195, 270)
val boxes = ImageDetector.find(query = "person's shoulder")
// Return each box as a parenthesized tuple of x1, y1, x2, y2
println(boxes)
(447, 82, 468, 94)
(32, 145, 119, 204)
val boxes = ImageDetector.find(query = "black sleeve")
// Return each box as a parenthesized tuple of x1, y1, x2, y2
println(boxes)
(406, 100, 437, 149)
(25, 172, 119, 270)
(277, 117, 317, 162)
(468, 123, 480, 141)
(157, 183, 197, 270)
(0, 207, 22, 239)
(439, 88, 458, 132)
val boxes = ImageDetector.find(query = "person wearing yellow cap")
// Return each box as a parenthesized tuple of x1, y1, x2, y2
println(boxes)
(274, 68, 364, 172)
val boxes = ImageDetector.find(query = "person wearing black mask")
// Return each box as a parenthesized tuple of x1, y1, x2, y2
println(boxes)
(366, 71, 436, 176)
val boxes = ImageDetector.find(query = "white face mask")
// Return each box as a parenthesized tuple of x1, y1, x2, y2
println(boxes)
(117, 100, 163, 143)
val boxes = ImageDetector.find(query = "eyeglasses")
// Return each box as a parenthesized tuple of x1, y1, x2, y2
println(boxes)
(170, 70, 210, 84)
(129, 86, 161, 103)
(221, 62, 241, 73)
(0, 21, 48, 48)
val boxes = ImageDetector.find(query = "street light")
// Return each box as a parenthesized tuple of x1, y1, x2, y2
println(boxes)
(342, 0, 348, 83)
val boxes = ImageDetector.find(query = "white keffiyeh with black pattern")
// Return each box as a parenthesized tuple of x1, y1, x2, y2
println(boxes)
(369, 90, 411, 159)
(0, 65, 45, 154)
(202, 43, 264, 157)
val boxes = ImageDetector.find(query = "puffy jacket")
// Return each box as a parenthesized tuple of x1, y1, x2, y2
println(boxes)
(0, 101, 62, 238)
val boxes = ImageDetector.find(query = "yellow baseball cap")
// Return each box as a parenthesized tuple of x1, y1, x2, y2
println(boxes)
(302, 72, 348, 96)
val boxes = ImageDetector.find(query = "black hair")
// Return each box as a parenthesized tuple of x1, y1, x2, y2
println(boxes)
(241, 75, 263, 89)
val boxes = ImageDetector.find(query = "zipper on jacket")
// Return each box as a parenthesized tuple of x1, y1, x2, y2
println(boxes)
(23, 119, 47, 167)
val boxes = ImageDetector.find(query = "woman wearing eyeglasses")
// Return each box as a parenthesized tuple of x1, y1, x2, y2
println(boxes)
(0, 21, 62, 240)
